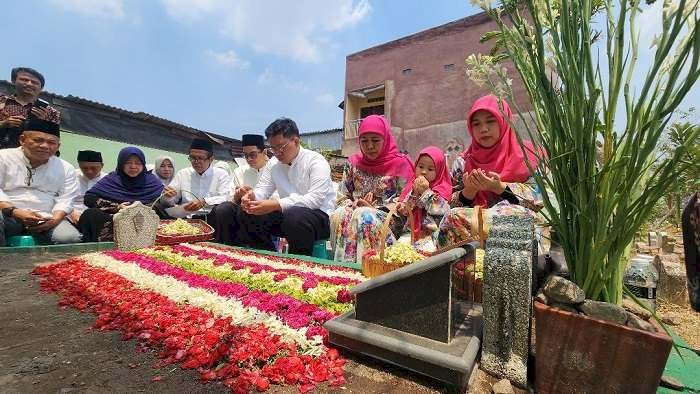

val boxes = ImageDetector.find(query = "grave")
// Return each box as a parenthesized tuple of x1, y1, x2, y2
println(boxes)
(324, 244, 483, 390)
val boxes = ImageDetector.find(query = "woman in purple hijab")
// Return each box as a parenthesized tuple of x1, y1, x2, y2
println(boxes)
(78, 147, 164, 242)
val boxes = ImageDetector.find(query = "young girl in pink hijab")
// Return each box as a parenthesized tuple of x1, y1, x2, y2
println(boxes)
(438, 95, 548, 249)
(396, 146, 452, 252)
(330, 115, 414, 265)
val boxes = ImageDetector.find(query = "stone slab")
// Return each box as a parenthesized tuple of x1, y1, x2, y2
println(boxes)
(325, 304, 482, 391)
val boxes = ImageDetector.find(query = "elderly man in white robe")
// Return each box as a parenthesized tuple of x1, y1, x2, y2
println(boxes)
(68, 150, 107, 224)
(0, 119, 82, 246)
(213, 134, 276, 245)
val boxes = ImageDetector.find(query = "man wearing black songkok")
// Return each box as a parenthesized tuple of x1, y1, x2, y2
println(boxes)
(70, 150, 107, 224)
(161, 137, 231, 231)
(213, 133, 275, 245)
(1, 67, 61, 149)
(0, 119, 82, 246)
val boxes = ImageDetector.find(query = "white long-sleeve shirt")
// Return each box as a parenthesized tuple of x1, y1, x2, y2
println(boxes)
(0, 147, 79, 216)
(73, 169, 107, 214)
(166, 165, 231, 213)
(254, 147, 335, 215)
(232, 158, 278, 189)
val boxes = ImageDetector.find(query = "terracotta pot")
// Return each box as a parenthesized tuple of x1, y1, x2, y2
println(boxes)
(534, 301, 672, 393)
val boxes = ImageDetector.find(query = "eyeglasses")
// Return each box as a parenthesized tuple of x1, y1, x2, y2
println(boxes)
(188, 155, 211, 163)
(269, 140, 292, 155)
(243, 151, 260, 160)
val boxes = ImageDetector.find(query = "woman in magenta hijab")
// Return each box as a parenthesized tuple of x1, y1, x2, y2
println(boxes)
(438, 95, 548, 249)
(330, 115, 414, 264)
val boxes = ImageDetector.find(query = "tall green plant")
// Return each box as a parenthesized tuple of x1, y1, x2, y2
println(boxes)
(467, 0, 700, 303)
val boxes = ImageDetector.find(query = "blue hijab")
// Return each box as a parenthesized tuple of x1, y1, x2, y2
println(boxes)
(88, 147, 164, 203)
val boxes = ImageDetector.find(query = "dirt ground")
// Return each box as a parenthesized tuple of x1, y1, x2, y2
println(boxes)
(0, 251, 459, 394)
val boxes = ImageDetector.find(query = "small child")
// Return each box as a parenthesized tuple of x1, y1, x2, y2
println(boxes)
(397, 147, 452, 252)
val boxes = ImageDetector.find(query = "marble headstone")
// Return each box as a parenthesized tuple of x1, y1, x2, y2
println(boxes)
(113, 202, 159, 251)
(481, 215, 535, 388)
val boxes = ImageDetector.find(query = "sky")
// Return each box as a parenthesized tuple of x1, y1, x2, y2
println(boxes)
(2, 0, 697, 139)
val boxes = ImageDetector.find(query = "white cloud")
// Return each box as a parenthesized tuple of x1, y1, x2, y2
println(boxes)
(48, 0, 125, 19)
(160, 0, 371, 63)
(206, 49, 250, 69)
(315, 93, 336, 105)
(257, 69, 309, 93)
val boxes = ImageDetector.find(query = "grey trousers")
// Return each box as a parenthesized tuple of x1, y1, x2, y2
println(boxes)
(0, 213, 82, 247)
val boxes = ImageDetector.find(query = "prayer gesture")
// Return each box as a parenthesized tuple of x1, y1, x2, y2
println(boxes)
(233, 186, 252, 204)
(354, 192, 374, 208)
(412, 175, 429, 196)
(26, 211, 62, 233)
(183, 199, 205, 212)
(242, 190, 280, 215)
(163, 186, 177, 198)
(473, 169, 506, 194)
(12, 208, 46, 227)
(462, 169, 506, 199)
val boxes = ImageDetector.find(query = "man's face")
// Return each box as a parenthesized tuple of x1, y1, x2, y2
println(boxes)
(78, 161, 104, 180)
(14, 71, 42, 98)
(267, 134, 299, 165)
(20, 131, 60, 163)
(189, 148, 213, 174)
(242, 145, 267, 170)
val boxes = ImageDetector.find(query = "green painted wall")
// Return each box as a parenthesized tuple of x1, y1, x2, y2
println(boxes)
(58, 130, 236, 172)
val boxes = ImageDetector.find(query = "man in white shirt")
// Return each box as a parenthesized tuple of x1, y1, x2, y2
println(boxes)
(239, 118, 335, 256)
(0, 119, 82, 246)
(69, 150, 107, 224)
(213, 134, 275, 245)
(162, 138, 231, 228)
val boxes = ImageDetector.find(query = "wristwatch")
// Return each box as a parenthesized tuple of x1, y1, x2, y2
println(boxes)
(2, 206, 17, 218)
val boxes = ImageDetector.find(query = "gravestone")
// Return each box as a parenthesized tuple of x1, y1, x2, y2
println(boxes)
(480, 215, 535, 388)
(113, 202, 159, 251)
(654, 255, 689, 306)
(325, 244, 483, 390)
(682, 192, 700, 311)
(648, 232, 659, 248)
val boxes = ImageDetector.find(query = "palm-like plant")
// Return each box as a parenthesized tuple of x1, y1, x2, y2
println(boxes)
(468, 0, 700, 303)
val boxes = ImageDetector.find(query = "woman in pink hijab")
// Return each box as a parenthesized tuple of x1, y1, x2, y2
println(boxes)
(438, 95, 548, 249)
(330, 115, 414, 265)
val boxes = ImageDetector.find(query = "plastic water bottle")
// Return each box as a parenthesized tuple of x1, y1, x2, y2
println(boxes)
(623, 254, 658, 311)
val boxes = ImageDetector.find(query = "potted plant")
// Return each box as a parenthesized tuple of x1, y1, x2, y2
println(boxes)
(467, 0, 700, 391)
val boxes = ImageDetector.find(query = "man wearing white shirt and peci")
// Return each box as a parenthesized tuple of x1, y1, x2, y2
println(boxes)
(0, 119, 82, 246)
(238, 118, 334, 256)
(161, 138, 231, 228)
(213, 134, 276, 245)
(69, 150, 107, 224)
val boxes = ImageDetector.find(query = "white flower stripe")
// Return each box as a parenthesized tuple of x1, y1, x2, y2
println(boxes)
(82, 253, 325, 355)
(187, 244, 366, 281)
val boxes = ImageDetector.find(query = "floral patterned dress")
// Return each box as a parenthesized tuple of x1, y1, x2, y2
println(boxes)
(398, 189, 451, 253)
(437, 173, 551, 253)
(330, 163, 408, 265)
